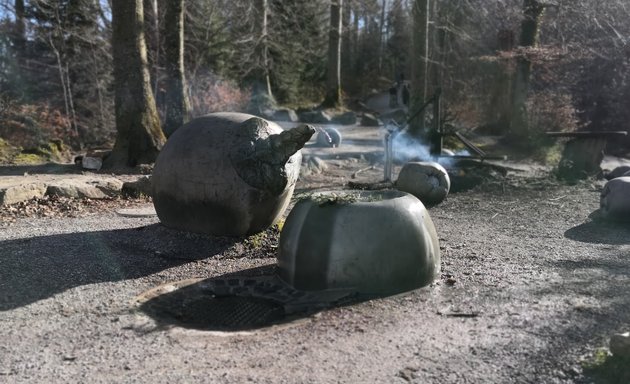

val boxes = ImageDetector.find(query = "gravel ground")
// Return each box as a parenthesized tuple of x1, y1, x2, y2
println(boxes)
(1, 130, 630, 383)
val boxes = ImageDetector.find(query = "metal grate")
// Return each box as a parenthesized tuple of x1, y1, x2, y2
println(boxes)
(170, 295, 285, 330)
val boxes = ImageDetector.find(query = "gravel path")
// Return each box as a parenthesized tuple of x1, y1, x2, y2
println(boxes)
(2, 170, 629, 383)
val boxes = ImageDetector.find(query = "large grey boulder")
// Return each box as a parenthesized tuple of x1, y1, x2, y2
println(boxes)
(152, 112, 314, 236)
(600, 176, 630, 220)
(0, 183, 47, 205)
(396, 162, 451, 206)
(278, 190, 440, 295)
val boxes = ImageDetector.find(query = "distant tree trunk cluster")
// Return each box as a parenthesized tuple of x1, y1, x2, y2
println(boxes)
(2, 0, 630, 161)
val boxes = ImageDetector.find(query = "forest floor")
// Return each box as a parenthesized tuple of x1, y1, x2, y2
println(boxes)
(1, 124, 630, 384)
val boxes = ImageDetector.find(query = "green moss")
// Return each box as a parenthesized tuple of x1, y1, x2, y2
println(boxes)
(275, 218, 285, 232)
(16, 140, 70, 164)
(535, 142, 564, 165)
(0, 138, 21, 163)
(13, 152, 44, 165)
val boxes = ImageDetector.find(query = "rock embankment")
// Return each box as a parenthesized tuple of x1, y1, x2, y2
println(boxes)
(0, 173, 152, 206)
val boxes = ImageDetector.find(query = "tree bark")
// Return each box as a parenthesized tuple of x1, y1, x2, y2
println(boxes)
(509, 0, 546, 140)
(106, 0, 165, 168)
(255, 0, 273, 100)
(409, 0, 430, 136)
(13, 0, 26, 54)
(162, 0, 191, 137)
(377, 0, 387, 73)
(144, 0, 159, 99)
(321, 0, 343, 108)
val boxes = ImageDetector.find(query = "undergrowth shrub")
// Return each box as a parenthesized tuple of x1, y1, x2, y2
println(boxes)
(188, 73, 249, 117)
(0, 102, 76, 150)
(520, 91, 580, 162)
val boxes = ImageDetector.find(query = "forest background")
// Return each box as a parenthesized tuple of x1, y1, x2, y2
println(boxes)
(1, 0, 629, 165)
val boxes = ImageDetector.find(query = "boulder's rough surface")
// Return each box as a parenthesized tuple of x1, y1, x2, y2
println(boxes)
(278, 190, 440, 295)
(152, 112, 314, 236)
(600, 176, 630, 220)
(315, 127, 342, 148)
(0, 183, 47, 205)
(396, 162, 451, 206)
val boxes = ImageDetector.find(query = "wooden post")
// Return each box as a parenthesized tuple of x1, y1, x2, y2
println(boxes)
(430, 88, 442, 157)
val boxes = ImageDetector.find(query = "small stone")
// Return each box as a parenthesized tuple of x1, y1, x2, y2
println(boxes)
(610, 332, 630, 358)
(315, 127, 342, 148)
(81, 156, 102, 170)
(0, 183, 47, 205)
(47, 181, 104, 199)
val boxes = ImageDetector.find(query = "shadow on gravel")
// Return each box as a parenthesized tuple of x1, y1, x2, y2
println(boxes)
(532, 251, 630, 381)
(0, 163, 80, 176)
(0, 224, 238, 310)
(583, 353, 630, 384)
(564, 220, 630, 245)
(137, 265, 366, 332)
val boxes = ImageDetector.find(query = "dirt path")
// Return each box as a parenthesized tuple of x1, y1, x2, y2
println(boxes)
(1, 126, 629, 383)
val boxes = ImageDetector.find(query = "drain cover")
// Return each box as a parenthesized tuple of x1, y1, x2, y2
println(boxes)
(136, 276, 357, 332)
(177, 295, 285, 329)
(142, 290, 286, 331)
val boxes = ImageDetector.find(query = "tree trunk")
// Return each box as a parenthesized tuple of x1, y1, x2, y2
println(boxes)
(13, 0, 26, 54)
(352, 7, 359, 75)
(509, 0, 546, 140)
(321, 0, 343, 108)
(162, 0, 191, 137)
(105, 0, 165, 168)
(409, 0, 430, 136)
(257, 0, 273, 99)
(144, 0, 159, 99)
(377, 0, 387, 73)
